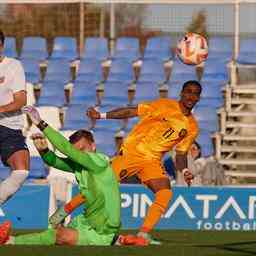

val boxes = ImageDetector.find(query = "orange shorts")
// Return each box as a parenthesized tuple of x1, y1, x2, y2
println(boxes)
(111, 153, 168, 183)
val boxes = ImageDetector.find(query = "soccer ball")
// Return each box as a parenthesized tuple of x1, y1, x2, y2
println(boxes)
(176, 32, 208, 65)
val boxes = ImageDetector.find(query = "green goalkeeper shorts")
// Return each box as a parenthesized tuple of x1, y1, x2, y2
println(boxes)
(68, 215, 115, 246)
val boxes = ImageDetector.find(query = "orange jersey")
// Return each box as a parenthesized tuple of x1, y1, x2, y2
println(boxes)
(122, 98, 199, 160)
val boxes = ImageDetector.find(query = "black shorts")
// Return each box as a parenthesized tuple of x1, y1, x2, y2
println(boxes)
(0, 125, 29, 166)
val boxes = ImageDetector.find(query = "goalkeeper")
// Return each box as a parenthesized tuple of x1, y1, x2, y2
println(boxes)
(0, 105, 121, 246)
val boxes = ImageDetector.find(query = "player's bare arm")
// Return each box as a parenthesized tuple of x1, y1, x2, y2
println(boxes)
(86, 105, 138, 120)
(106, 106, 138, 119)
(175, 151, 194, 186)
(175, 151, 188, 171)
(0, 91, 26, 113)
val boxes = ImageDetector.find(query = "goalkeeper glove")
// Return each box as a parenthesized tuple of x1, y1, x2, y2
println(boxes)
(49, 206, 68, 228)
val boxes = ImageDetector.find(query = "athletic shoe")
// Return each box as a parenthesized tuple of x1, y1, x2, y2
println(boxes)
(49, 207, 68, 227)
(0, 221, 11, 245)
(115, 234, 149, 246)
(137, 231, 162, 245)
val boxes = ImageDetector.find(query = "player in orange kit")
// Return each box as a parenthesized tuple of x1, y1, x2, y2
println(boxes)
(50, 80, 201, 245)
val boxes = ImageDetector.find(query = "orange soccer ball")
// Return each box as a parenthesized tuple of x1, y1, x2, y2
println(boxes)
(176, 32, 208, 65)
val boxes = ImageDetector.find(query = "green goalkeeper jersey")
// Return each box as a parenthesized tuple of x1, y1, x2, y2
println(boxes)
(41, 126, 121, 235)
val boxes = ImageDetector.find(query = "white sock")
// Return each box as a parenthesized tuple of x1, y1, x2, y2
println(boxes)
(0, 170, 29, 205)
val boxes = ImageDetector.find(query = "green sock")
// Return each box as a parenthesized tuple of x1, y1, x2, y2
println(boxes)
(14, 228, 56, 245)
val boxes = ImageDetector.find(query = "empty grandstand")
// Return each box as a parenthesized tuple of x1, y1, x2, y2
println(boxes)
(0, 0, 254, 185)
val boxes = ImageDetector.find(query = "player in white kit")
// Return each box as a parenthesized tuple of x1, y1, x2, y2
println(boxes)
(0, 29, 29, 205)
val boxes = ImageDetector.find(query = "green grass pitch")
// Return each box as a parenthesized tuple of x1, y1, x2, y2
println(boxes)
(0, 230, 256, 256)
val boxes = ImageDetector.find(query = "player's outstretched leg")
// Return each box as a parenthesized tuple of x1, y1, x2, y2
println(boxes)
(0, 220, 11, 245)
(0, 220, 57, 245)
(136, 189, 172, 245)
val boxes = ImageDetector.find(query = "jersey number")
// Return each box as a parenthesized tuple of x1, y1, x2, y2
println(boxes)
(162, 128, 175, 139)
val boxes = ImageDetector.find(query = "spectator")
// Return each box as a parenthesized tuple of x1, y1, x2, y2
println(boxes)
(188, 141, 226, 186)
(173, 141, 226, 186)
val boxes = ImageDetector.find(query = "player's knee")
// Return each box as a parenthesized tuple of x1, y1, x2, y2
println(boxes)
(7, 150, 29, 170)
(154, 189, 173, 213)
(56, 227, 78, 245)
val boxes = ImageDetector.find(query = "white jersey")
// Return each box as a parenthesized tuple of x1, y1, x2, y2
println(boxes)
(0, 57, 26, 130)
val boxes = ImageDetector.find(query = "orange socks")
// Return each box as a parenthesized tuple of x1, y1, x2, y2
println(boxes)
(140, 189, 172, 233)
(64, 193, 85, 214)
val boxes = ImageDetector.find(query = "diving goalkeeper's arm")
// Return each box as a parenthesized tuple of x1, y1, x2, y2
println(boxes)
(23, 106, 107, 226)
(30, 132, 86, 226)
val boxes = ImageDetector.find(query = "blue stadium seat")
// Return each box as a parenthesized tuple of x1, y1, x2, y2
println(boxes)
(70, 84, 97, 105)
(199, 82, 224, 108)
(74, 59, 103, 86)
(170, 59, 198, 83)
(201, 60, 229, 84)
(143, 36, 172, 61)
(1, 158, 47, 180)
(236, 37, 256, 65)
(196, 131, 214, 157)
(63, 104, 91, 130)
(20, 36, 48, 61)
(4, 37, 17, 58)
(137, 59, 167, 84)
(22, 59, 41, 85)
(198, 98, 224, 109)
(112, 37, 140, 62)
(124, 117, 139, 133)
(167, 82, 182, 99)
(201, 82, 223, 97)
(93, 129, 117, 157)
(28, 157, 48, 179)
(134, 82, 160, 103)
(102, 82, 129, 106)
(37, 82, 65, 107)
(207, 36, 233, 62)
(0, 162, 10, 180)
(106, 59, 135, 84)
(37, 97, 65, 108)
(44, 59, 71, 83)
(93, 119, 123, 133)
(82, 37, 109, 61)
(193, 106, 218, 132)
(50, 37, 78, 61)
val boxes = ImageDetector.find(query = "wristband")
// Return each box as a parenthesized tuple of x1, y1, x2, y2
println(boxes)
(37, 120, 48, 131)
(182, 168, 190, 175)
(100, 112, 107, 119)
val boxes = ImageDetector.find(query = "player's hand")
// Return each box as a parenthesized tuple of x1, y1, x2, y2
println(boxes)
(30, 133, 48, 152)
(182, 168, 194, 186)
(22, 106, 41, 125)
(86, 107, 101, 120)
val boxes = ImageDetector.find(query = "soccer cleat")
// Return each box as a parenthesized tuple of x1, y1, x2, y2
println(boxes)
(0, 220, 11, 245)
(49, 207, 68, 227)
(115, 234, 149, 246)
(137, 231, 162, 245)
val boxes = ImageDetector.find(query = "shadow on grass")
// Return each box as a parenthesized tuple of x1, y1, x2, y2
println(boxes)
(196, 240, 256, 256)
